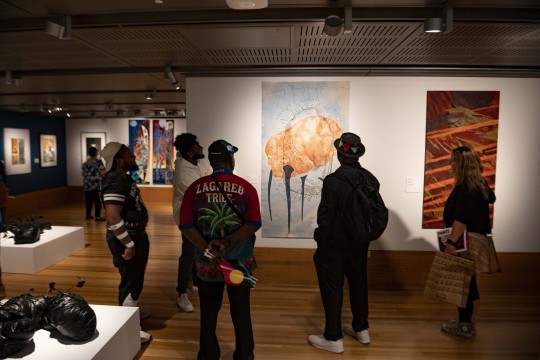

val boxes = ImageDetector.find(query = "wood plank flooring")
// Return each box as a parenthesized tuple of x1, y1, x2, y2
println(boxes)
(2, 201, 539, 360)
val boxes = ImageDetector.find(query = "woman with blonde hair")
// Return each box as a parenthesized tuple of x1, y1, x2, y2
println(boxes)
(441, 146, 496, 339)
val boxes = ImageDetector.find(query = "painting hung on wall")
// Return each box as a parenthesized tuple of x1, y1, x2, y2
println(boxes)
(39, 134, 57, 168)
(422, 91, 500, 229)
(152, 119, 174, 185)
(261, 81, 349, 238)
(3, 128, 31, 175)
(80, 132, 106, 164)
(128, 119, 150, 184)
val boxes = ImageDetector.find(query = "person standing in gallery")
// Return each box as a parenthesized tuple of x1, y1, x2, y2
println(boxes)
(172, 133, 212, 312)
(101, 142, 152, 343)
(179, 140, 261, 360)
(308, 132, 378, 354)
(441, 146, 496, 339)
(0, 160, 8, 299)
(81, 146, 106, 221)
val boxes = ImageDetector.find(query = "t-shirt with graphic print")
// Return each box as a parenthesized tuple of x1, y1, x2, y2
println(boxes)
(101, 171, 148, 227)
(179, 168, 262, 282)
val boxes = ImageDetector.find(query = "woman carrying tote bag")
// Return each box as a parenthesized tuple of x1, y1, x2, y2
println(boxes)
(441, 146, 496, 339)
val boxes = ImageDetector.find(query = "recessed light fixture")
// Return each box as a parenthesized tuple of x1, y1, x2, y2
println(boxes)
(226, 0, 267, 10)
(154, 0, 164, 4)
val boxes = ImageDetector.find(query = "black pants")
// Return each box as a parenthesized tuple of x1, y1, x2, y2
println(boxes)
(197, 280, 254, 360)
(106, 230, 150, 305)
(176, 233, 198, 294)
(314, 242, 370, 341)
(85, 189, 102, 218)
(458, 275, 479, 323)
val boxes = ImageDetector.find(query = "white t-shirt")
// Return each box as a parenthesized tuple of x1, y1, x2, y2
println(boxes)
(172, 154, 212, 225)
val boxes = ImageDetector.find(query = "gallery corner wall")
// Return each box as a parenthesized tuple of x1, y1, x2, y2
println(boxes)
(0, 111, 67, 195)
(186, 76, 540, 253)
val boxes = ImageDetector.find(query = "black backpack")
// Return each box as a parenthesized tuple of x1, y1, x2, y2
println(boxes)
(337, 171, 388, 242)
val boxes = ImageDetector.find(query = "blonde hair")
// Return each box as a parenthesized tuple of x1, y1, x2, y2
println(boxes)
(451, 146, 489, 199)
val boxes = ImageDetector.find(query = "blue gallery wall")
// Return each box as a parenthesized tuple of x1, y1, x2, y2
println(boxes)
(0, 111, 67, 195)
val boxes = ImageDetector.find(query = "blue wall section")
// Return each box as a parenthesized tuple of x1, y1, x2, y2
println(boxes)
(0, 111, 66, 195)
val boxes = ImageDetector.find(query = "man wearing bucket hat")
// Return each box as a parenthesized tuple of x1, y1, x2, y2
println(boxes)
(100, 142, 152, 344)
(308, 132, 380, 353)
(179, 139, 261, 360)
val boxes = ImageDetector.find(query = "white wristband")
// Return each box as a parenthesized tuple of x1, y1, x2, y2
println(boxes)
(124, 240, 135, 248)
(116, 230, 129, 240)
(108, 220, 124, 231)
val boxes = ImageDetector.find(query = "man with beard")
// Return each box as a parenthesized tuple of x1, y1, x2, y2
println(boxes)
(172, 133, 212, 312)
(101, 142, 152, 343)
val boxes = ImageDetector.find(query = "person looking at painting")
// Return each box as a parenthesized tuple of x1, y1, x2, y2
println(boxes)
(101, 142, 152, 344)
(81, 146, 105, 221)
(179, 139, 261, 360)
(172, 133, 212, 312)
(441, 146, 496, 339)
(309, 132, 378, 354)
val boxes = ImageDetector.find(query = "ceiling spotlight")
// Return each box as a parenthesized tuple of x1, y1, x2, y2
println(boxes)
(323, 6, 352, 37)
(226, 0, 268, 10)
(164, 66, 178, 85)
(45, 15, 71, 40)
(117, 109, 124, 116)
(66, 112, 71, 118)
(5, 71, 12, 85)
(145, 90, 156, 100)
(424, 6, 453, 33)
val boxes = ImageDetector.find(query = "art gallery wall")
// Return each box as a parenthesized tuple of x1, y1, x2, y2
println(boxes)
(0, 111, 67, 195)
(187, 76, 540, 252)
(65, 118, 186, 186)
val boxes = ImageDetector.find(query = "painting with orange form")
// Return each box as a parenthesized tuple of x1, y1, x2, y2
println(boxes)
(152, 119, 174, 184)
(422, 91, 499, 229)
(262, 81, 349, 238)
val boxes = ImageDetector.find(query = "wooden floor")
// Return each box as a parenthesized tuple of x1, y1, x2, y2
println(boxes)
(2, 201, 540, 360)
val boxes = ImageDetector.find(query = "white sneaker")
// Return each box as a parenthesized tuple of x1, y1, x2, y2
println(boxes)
(140, 330, 152, 344)
(123, 294, 152, 319)
(191, 284, 199, 293)
(307, 335, 344, 353)
(177, 293, 194, 312)
(343, 324, 370, 344)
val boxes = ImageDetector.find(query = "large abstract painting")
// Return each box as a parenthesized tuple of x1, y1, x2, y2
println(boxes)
(261, 81, 349, 238)
(128, 119, 150, 184)
(422, 91, 499, 229)
(152, 119, 174, 185)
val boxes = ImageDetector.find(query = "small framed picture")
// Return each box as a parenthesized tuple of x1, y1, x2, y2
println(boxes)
(40, 134, 58, 168)
(81, 132, 107, 163)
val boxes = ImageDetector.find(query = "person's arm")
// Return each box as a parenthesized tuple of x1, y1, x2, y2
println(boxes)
(314, 177, 338, 244)
(444, 220, 466, 255)
(105, 203, 136, 260)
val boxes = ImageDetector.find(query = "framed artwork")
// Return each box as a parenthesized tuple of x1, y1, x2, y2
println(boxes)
(81, 132, 106, 164)
(3, 128, 31, 175)
(152, 119, 175, 185)
(128, 120, 150, 184)
(40, 134, 58, 168)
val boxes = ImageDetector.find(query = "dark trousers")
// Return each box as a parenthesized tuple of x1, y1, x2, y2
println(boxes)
(458, 275, 479, 323)
(106, 231, 150, 305)
(197, 280, 254, 360)
(314, 242, 370, 341)
(176, 233, 198, 294)
(85, 189, 102, 218)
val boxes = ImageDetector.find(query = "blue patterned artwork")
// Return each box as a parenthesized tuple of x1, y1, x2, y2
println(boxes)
(152, 119, 174, 185)
(261, 81, 349, 238)
(128, 119, 150, 184)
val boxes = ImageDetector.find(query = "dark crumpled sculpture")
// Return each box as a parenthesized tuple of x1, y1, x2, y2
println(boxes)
(0, 283, 97, 359)
(42, 293, 97, 341)
(5, 220, 51, 245)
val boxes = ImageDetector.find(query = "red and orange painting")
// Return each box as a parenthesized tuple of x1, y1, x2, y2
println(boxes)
(422, 91, 499, 229)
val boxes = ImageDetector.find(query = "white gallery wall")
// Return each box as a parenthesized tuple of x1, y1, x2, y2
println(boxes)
(187, 76, 540, 252)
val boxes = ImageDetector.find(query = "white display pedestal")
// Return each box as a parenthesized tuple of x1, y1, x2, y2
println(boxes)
(0, 226, 85, 274)
(5, 304, 141, 360)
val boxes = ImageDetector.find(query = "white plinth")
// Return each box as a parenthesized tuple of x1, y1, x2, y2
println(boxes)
(1, 226, 85, 274)
(5, 304, 141, 360)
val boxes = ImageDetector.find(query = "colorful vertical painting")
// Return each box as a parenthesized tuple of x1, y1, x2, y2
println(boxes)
(261, 81, 349, 238)
(422, 91, 499, 229)
(152, 119, 175, 185)
(128, 119, 150, 184)
(3, 128, 31, 175)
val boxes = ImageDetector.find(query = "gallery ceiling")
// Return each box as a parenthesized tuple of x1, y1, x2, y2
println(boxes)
(0, 0, 539, 119)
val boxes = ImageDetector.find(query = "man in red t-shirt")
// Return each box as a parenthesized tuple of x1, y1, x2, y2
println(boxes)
(179, 139, 261, 360)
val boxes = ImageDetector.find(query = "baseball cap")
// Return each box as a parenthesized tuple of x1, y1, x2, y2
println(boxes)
(101, 142, 123, 172)
(208, 140, 238, 160)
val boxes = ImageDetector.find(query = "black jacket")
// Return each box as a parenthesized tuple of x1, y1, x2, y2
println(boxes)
(314, 163, 380, 249)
